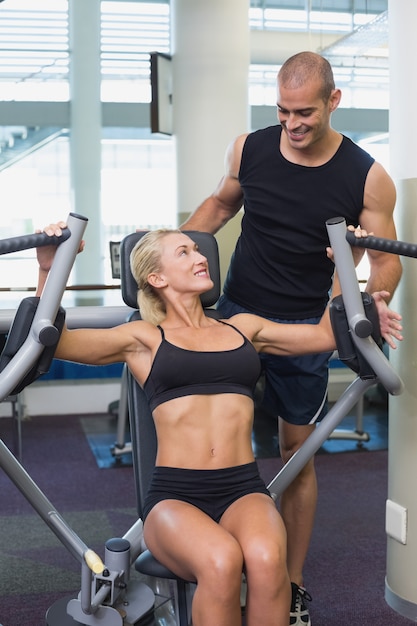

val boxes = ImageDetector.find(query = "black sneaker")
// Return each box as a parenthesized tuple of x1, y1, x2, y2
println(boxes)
(290, 582, 312, 625)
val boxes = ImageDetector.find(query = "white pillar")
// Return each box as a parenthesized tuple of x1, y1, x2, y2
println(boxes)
(386, 1, 417, 619)
(171, 0, 250, 281)
(68, 0, 103, 304)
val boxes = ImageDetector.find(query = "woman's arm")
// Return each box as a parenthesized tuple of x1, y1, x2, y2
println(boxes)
(35, 221, 155, 374)
(55, 323, 138, 366)
(35, 221, 85, 296)
(232, 294, 402, 357)
(231, 312, 336, 357)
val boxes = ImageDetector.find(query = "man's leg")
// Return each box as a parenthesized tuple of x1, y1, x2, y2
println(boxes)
(261, 345, 330, 625)
(278, 420, 316, 588)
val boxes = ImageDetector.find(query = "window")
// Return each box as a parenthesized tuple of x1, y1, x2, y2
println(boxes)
(0, 0, 389, 293)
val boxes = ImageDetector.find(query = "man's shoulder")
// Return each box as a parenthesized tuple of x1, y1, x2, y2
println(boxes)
(341, 134, 375, 160)
(249, 124, 281, 139)
(243, 125, 281, 152)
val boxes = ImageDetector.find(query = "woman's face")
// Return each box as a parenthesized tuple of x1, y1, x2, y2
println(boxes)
(152, 232, 213, 295)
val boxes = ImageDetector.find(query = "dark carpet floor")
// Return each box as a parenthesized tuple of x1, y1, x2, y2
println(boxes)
(0, 410, 414, 625)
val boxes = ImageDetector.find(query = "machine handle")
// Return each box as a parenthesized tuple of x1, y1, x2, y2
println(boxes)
(84, 549, 105, 574)
(0, 228, 71, 256)
(0, 212, 88, 401)
(346, 229, 417, 259)
(326, 217, 404, 396)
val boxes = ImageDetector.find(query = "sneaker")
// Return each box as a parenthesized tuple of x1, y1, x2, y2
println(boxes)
(290, 582, 312, 625)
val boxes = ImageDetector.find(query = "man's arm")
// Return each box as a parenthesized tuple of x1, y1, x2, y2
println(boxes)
(180, 133, 248, 234)
(359, 161, 403, 300)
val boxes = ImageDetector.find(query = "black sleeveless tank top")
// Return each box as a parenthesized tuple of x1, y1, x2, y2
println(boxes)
(143, 321, 261, 412)
(223, 125, 375, 319)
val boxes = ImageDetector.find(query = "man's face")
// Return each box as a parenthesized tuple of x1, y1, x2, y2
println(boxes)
(276, 78, 339, 151)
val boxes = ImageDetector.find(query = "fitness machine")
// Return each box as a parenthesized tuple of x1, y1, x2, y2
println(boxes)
(267, 216, 404, 500)
(0, 215, 409, 625)
(0, 214, 155, 626)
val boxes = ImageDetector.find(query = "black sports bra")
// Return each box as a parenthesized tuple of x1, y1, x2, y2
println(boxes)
(143, 320, 261, 412)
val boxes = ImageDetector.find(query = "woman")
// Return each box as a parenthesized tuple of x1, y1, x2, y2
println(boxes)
(38, 224, 402, 626)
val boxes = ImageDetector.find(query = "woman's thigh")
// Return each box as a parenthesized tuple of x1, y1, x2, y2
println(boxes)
(220, 493, 287, 569)
(144, 499, 244, 582)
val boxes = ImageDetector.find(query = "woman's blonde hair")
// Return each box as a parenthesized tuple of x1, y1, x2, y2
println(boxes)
(129, 229, 181, 325)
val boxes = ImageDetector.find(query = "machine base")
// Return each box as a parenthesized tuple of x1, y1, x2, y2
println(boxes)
(46, 580, 155, 626)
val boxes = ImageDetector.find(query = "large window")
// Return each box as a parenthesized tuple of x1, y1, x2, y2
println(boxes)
(0, 0, 387, 103)
(0, 134, 176, 292)
(0, 0, 389, 292)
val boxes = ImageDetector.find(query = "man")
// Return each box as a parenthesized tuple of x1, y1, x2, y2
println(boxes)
(180, 51, 402, 626)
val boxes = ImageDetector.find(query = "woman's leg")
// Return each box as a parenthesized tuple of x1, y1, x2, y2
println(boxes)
(220, 493, 291, 626)
(144, 500, 244, 626)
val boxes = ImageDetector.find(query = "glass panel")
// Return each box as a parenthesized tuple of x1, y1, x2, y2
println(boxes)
(100, 1, 170, 103)
(0, 0, 69, 101)
(0, 1, 388, 102)
(0, 134, 176, 289)
(0, 0, 390, 291)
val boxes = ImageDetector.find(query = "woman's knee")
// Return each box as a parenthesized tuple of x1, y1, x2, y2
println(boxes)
(245, 538, 287, 582)
(202, 539, 243, 587)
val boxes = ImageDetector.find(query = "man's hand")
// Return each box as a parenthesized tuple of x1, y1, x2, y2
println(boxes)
(372, 290, 403, 349)
(326, 225, 369, 264)
(345, 226, 403, 347)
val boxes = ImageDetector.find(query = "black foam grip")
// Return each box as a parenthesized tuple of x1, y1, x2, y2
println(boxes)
(346, 230, 417, 259)
(0, 228, 71, 257)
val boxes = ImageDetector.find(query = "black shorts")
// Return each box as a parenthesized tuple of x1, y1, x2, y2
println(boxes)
(142, 462, 271, 522)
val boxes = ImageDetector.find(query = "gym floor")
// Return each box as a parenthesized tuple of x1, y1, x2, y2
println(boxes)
(0, 383, 390, 626)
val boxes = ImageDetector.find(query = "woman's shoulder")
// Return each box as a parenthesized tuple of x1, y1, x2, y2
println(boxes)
(121, 318, 162, 347)
(224, 313, 264, 337)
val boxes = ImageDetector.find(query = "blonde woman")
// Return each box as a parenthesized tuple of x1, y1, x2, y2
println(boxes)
(37, 224, 402, 626)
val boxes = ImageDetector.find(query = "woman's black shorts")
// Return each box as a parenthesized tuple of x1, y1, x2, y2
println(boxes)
(142, 461, 271, 522)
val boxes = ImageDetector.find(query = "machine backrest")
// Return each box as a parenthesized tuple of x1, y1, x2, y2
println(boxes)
(119, 230, 221, 517)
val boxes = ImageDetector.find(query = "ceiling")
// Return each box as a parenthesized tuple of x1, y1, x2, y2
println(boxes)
(321, 9, 388, 69)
